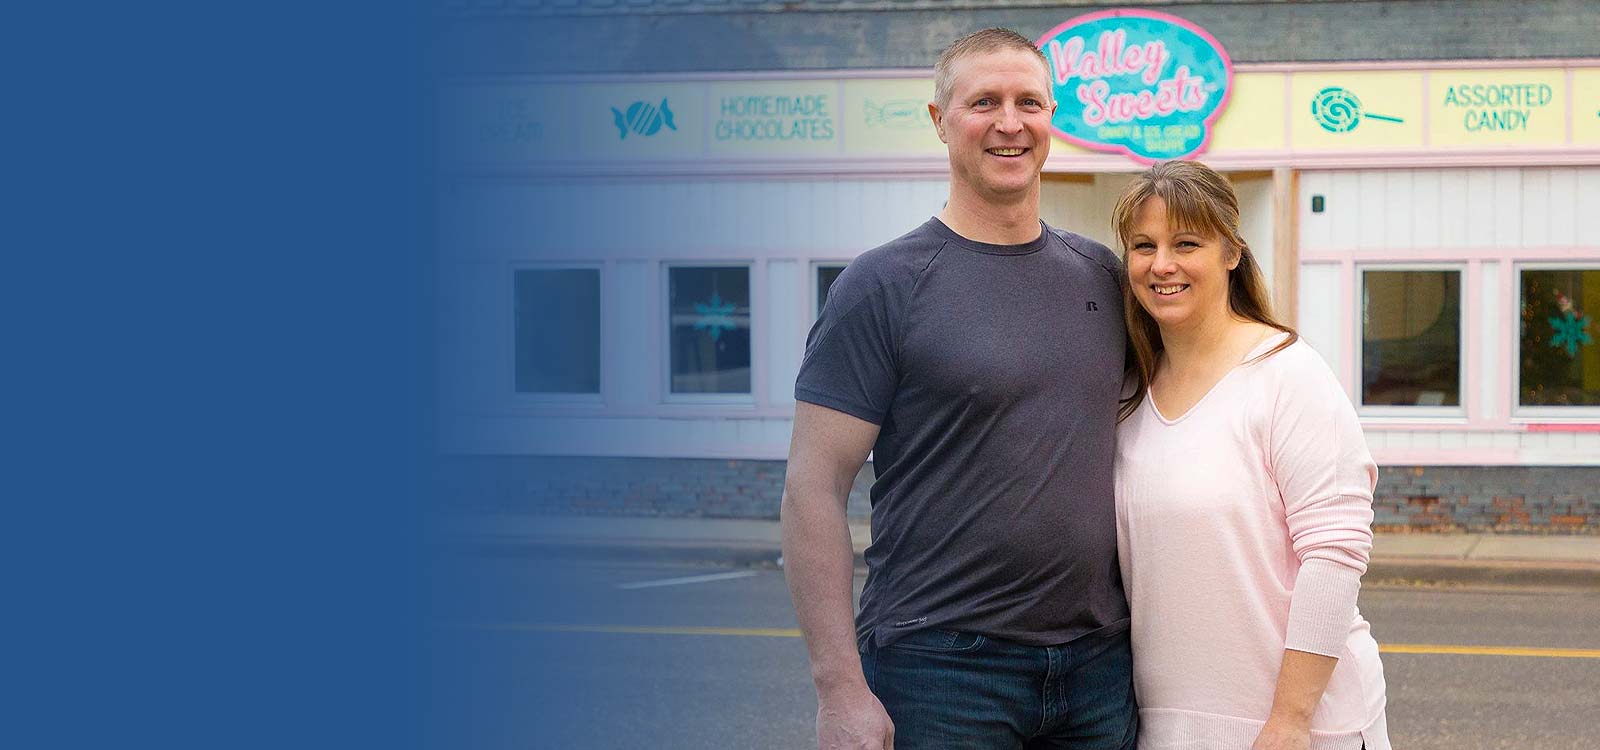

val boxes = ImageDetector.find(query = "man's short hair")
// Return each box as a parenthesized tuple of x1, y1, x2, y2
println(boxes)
(933, 28, 1053, 110)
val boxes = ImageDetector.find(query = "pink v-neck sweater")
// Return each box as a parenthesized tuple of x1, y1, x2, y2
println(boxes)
(1115, 336, 1389, 750)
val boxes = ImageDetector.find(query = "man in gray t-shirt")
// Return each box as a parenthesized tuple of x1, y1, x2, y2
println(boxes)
(781, 29, 1136, 750)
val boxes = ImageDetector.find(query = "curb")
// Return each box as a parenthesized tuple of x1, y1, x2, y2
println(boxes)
(438, 537, 790, 569)
(1366, 557, 1600, 590)
(438, 537, 1600, 589)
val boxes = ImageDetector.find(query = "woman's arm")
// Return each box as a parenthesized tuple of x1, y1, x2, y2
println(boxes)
(1258, 348, 1382, 748)
(1252, 649, 1338, 750)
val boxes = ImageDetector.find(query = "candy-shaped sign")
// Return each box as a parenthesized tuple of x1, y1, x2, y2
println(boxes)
(1038, 9, 1232, 162)
(1311, 87, 1404, 132)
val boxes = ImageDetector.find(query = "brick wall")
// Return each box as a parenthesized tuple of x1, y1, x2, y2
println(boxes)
(437, 456, 1600, 532)
(435, 455, 873, 519)
(1373, 466, 1600, 533)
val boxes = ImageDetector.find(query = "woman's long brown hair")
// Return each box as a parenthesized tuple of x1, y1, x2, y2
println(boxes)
(1111, 160, 1298, 422)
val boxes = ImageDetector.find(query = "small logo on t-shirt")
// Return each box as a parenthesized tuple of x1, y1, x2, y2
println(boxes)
(1085, 301, 1100, 312)
(890, 617, 928, 628)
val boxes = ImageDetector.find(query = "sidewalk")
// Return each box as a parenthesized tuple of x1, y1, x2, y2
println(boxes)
(439, 514, 1600, 589)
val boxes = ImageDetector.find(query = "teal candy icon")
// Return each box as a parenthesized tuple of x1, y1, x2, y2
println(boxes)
(612, 98, 677, 140)
(1311, 87, 1404, 133)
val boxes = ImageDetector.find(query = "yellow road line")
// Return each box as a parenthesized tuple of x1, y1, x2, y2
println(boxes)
(448, 623, 1600, 658)
(457, 623, 804, 638)
(1379, 643, 1600, 659)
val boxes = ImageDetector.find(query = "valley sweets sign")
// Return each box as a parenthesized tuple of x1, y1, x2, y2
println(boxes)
(1039, 9, 1233, 162)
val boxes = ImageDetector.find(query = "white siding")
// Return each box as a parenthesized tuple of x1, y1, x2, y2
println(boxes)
(1357, 170, 1387, 250)
(766, 260, 802, 407)
(1380, 170, 1414, 250)
(1234, 175, 1275, 296)
(438, 262, 505, 413)
(1299, 167, 1600, 467)
(1437, 170, 1470, 248)
(1296, 263, 1343, 378)
(1329, 172, 1362, 249)
(441, 176, 950, 260)
(1577, 433, 1600, 458)
(1491, 168, 1522, 249)
(610, 261, 655, 408)
(1521, 168, 1551, 248)
(440, 176, 950, 458)
(1465, 169, 1494, 248)
(1476, 261, 1501, 422)
(1300, 172, 1334, 252)
(442, 167, 1600, 462)
(1548, 168, 1578, 245)
(1299, 166, 1600, 256)
(1410, 170, 1441, 248)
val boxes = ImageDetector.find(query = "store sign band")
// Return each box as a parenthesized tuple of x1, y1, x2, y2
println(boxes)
(1037, 9, 1233, 162)
(439, 9, 1600, 165)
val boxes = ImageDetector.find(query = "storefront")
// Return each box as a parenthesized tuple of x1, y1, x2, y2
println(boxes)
(435, 5, 1600, 528)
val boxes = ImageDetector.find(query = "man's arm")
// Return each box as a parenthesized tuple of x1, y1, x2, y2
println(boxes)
(781, 401, 892, 750)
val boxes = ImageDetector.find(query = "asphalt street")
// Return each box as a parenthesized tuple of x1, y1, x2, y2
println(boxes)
(426, 554, 1600, 749)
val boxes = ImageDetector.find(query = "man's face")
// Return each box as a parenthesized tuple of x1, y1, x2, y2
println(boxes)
(930, 48, 1056, 205)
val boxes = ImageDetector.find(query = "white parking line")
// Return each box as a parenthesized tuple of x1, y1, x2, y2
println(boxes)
(616, 571, 759, 590)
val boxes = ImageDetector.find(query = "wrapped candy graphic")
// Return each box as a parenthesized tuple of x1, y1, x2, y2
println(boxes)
(612, 98, 676, 140)
(1311, 87, 1404, 133)
(863, 99, 925, 129)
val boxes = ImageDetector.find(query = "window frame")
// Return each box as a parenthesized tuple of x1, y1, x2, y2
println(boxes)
(1510, 261, 1600, 421)
(811, 260, 850, 320)
(661, 261, 757, 405)
(1353, 262, 1469, 420)
(508, 262, 606, 405)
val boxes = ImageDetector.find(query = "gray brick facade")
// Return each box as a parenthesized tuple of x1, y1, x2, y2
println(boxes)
(435, 455, 873, 518)
(437, 456, 1600, 532)
(1372, 466, 1600, 533)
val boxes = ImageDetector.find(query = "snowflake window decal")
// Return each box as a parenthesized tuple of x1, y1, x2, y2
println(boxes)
(1549, 288, 1593, 358)
(693, 293, 738, 341)
(1549, 311, 1592, 358)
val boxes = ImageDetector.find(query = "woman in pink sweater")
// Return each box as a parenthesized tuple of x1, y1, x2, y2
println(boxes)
(1110, 161, 1389, 750)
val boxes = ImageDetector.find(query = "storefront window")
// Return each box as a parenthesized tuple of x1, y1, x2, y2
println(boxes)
(816, 264, 846, 318)
(1360, 269, 1461, 407)
(1519, 268, 1600, 407)
(669, 266, 752, 394)
(514, 268, 601, 394)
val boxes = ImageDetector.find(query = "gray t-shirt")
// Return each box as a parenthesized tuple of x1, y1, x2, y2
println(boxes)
(795, 217, 1129, 649)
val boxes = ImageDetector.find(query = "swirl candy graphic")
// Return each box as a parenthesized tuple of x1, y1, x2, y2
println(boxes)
(612, 98, 677, 140)
(1312, 87, 1404, 133)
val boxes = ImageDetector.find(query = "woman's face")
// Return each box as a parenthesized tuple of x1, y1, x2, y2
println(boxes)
(1125, 196, 1238, 332)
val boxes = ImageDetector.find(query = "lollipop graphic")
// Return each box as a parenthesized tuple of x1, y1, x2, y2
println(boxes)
(1311, 87, 1404, 133)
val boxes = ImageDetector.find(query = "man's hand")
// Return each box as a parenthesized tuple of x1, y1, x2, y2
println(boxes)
(816, 684, 894, 750)
(783, 402, 885, 748)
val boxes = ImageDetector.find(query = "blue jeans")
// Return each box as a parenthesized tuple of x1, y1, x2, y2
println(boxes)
(861, 626, 1138, 750)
